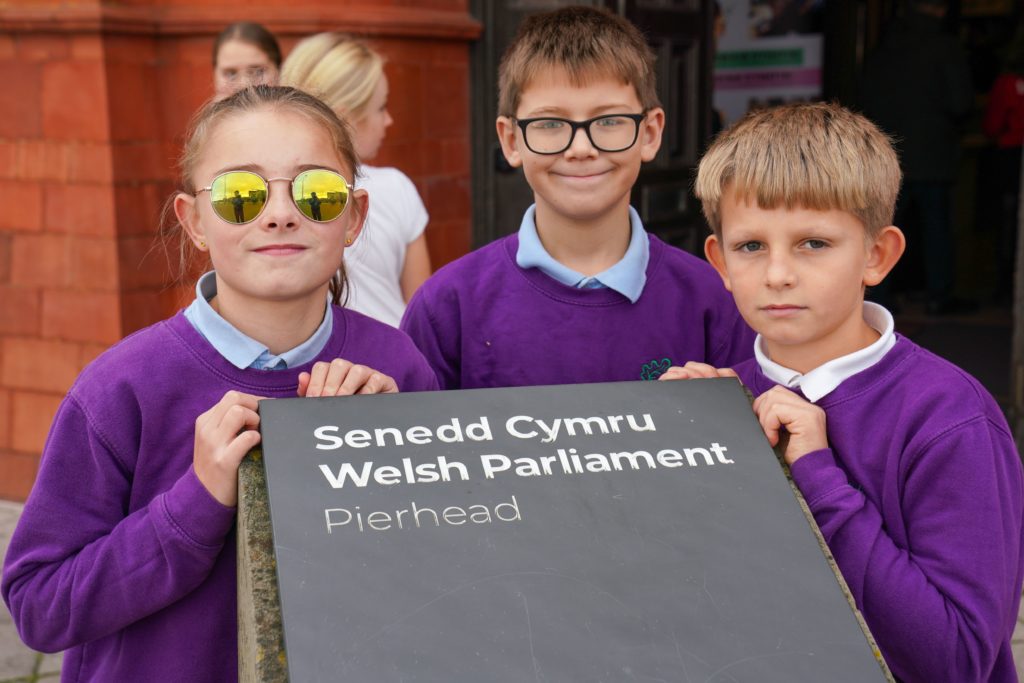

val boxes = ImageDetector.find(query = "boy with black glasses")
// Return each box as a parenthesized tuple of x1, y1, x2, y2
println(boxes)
(401, 6, 753, 389)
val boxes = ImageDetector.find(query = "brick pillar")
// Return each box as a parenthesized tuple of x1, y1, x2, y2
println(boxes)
(0, 1, 479, 501)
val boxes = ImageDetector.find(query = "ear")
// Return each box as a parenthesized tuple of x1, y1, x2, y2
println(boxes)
(639, 107, 665, 162)
(863, 225, 906, 287)
(344, 188, 369, 245)
(495, 116, 523, 168)
(174, 193, 207, 251)
(704, 233, 732, 291)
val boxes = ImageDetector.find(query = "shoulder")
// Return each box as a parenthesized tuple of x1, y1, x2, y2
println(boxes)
(905, 340, 1002, 412)
(70, 317, 183, 398)
(338, 305, 414, 346)
(402, 236, 520, 336)
(359, 165, 418, 195)
(993, 73, 1022, 96)
(335, 307, 437, 391)
(648, 235, 723, 284)
(842, 337, 1011, 442)
(414, 236, 517, 298)
(359, 165, 427, 235)
(646, 235, 734, 304)
(53, 316, 195, 459)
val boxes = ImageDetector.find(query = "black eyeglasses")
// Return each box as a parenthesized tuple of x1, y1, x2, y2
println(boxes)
(515, 113, 647, 155)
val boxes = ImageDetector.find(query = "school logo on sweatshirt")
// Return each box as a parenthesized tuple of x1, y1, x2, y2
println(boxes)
(640, 358, 672, 380)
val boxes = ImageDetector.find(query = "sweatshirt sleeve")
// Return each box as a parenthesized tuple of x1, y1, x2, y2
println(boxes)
(400, 285, 462, 390)
(789, 417, 1023, 683)
(1, 394, 236, 653)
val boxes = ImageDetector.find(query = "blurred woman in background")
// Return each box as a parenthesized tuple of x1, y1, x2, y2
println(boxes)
(282, 33, 431, 327)
(213, 22, 281, 101)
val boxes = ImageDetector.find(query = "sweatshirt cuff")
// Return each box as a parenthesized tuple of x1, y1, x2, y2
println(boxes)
(161, 465, 237, 548)
(789, 448, 849, 506)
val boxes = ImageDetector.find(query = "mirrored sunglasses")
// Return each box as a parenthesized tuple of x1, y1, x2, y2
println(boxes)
(196, 169, 353, 224)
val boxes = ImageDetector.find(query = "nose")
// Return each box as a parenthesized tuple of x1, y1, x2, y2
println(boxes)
(563, 124, 598, 159)
(764, 252, 796, 289)
(384, 109, 394, 128)
(259, 179, 301, 230)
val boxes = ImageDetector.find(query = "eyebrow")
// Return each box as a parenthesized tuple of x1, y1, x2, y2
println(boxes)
(521, 103, 640, 118)
(209, 162, 345, 177)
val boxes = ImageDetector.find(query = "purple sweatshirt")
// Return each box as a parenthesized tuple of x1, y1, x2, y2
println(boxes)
(1, 308, 437, 683)
(401, 233, 754, 389)
(734, 335, 1024, 683)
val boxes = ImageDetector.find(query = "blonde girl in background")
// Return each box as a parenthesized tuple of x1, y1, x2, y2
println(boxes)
(2, 85, 437, 682)
(282, 33, 431, 327)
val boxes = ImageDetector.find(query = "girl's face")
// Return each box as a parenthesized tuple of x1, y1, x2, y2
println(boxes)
(175, 108, 367, 311)
(351, 74, 393, 160)
(214, 40, 279, 100)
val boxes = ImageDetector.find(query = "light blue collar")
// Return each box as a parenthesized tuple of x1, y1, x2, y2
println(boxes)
(515, 204, 649, 303)
(183, 271, 333, 370)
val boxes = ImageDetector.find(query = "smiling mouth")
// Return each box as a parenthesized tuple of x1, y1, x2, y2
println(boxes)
(557, 170, 610, 180)
(254, 244, 307, 255)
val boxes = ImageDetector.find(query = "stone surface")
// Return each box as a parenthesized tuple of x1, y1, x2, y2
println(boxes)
(0, 499, 62, 682)
(237, 449, 287, 683)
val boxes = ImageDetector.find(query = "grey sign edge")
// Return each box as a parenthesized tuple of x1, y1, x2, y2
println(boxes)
(236, 379, 896, 683)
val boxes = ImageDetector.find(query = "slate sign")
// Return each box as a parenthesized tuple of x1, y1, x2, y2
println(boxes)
(254, 378, 890, 682)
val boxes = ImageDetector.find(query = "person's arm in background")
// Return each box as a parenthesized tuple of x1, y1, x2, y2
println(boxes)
(401, 233, 432, 302)
(983, 75, 1012, 140)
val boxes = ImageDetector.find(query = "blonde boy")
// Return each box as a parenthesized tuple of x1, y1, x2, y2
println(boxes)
(666, 102, 1024, 682)
(401, 6, 753, 389)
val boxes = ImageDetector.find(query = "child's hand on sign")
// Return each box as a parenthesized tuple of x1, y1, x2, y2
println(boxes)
(298, 359, 399, 398)
(658, 362, 738, 381)
(752, 386, 828, 466)
(193, 390, 264, 507)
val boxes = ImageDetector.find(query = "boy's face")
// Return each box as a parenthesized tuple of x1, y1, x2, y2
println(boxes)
(705, 186, 904, 371)
(496, 66, 664, 228)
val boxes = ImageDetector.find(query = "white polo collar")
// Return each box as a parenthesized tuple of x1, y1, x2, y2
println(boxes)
(754, 302, 896, 403)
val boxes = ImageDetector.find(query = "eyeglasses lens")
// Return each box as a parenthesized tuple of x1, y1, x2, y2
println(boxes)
(210, 171, 266, 224)
(589, 116, 639, 152)
(525, 115, 639, 154)
(292, 169, 349, 222)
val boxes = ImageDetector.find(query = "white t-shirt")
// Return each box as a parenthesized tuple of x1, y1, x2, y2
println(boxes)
(344, 165, 429, 327)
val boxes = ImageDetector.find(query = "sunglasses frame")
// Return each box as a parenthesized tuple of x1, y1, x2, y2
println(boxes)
(194, 168, 355, 225)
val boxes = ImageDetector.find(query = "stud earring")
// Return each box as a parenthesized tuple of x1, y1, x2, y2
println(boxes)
(198, 240, 206, 250)
(345, 237, 353, 246)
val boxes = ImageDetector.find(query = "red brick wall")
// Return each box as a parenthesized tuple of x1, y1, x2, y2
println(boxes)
(0, 1, 478, 501)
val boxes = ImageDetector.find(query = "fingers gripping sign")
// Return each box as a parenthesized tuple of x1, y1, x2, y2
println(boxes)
(194, 391, 264, 507)
(659, 361, 739, 381)
(298, 358, 399, 398)
(751, 386, 828, 466)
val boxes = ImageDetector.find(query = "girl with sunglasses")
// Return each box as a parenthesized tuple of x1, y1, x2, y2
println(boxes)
(282, 33, 431, 327)
(1, 85, 438, 683)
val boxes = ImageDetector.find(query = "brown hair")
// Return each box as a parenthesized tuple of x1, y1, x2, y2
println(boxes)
(695, 102, 902, 238)
(160, 85, 360, 305)
(497, 6, 660, 118)
(213, 22, 282, 69)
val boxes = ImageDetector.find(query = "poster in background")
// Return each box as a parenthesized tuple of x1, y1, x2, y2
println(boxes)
(713, 0, 825, 127)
